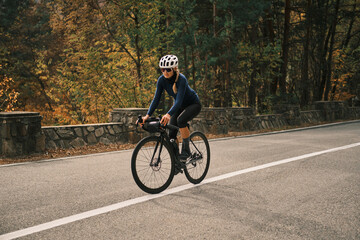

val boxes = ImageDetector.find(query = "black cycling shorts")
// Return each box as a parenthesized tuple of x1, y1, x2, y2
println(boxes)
(169, 103, 202, 139)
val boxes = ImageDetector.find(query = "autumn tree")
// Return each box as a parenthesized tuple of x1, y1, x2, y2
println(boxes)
(1, 0, 359, 124)
(0, 65, 19, 111)
(0, 0, 55, 117)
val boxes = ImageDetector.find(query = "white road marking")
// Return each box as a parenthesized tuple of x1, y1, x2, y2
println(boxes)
(1, 142, 359, 240)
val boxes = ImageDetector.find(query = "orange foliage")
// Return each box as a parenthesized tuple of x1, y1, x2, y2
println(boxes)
(0, 66, 19, 112)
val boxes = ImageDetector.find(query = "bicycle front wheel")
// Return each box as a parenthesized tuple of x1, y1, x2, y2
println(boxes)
(131, 136, 175, 194)
(184, 131, 210, 184)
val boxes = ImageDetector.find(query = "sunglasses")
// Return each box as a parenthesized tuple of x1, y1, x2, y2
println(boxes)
(161, 68, 172, 73)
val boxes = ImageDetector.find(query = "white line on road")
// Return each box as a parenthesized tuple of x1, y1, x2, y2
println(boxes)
(1, 142, 360, 240)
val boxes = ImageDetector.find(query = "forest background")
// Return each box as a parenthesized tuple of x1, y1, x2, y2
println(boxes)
(1, 0, 359, 125)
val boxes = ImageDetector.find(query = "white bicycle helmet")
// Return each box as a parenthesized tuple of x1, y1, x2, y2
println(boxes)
(159, 55, 178, 68)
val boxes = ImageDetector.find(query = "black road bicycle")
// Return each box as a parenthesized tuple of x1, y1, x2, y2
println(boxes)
(131, 116, 210, 194)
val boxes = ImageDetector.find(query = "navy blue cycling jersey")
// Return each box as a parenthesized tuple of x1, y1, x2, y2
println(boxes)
(147, 73, 200, 117)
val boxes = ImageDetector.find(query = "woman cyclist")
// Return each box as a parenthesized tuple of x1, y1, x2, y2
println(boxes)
(140, 55, 201, 161)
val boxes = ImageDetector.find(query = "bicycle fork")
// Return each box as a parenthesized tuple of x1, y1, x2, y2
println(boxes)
(150, 137, 163, 168)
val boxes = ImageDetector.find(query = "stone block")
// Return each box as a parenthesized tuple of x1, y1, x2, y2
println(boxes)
(95, 127, 104, 137)
(46, 140, 57, 149)
(45, 129, 60, 140)
(63, 140, 71, 149)
(57, 140, 64, 148)
(70, 137, 87, 148)
(57, 129, 74, 139)
(83, 128, 89, 136)
(113, 125, 122, 134)
(87, 132, 97, 145)
(87, 126, 95, 132)
(36, 133, 46, 152)
(74, 128, 83, 137)
(107, 126, 115, 135)
(100, 137, 111, 145)
(106, 135, 116, 142)
(2, 140, 16, 156)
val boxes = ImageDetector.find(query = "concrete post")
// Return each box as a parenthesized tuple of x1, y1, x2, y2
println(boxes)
(0, 112, 44, 157)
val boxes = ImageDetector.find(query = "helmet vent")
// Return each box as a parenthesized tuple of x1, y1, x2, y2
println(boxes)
(159, 55, 178, 68)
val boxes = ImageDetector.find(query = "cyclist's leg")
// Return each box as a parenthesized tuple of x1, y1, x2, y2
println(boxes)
(179, 127, 190, 138)
(169, 109, 181, 140)
(177, 103, 202, 160)
(177, 103, 202, 133)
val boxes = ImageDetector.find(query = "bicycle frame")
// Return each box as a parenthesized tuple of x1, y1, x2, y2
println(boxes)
(132, 116, 210, 193)
(136, 116, 203, 172)
(149, 130, 176, 167)
(151, 129, 204, 167)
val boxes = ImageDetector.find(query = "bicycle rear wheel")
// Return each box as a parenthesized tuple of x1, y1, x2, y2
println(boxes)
(184, 131, 210, 184)
(131, 136, 175, 194)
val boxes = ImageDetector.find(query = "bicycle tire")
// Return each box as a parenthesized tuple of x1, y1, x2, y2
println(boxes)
(184, 131, 210, 184)
(131, 136, 175, 194)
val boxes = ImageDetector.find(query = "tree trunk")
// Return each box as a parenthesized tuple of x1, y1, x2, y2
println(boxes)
(248, 70, 256, 108)
(183, 44, 189, 79)
(324, 0, 340, 100)
(342, 0, 357, 48)
(214, 67, 222, 107)
(264, 8, 278, 96)
(300, 0, 312, 107)
(203, 54, 209, 107)
(224, 59, 232, 107)
(212, 2, 221, 107)
(158, 6, 167, 113)
(314, 0, 330, 101)
(279, 0, 291, 96)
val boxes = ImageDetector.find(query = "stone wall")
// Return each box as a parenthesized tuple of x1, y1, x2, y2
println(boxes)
(349, 107, 360, 119)
(315, 101, 347, 121)
(1, 101, 359, 156)
(300, 110, 324, 124)
(253, 114, 288, 130)
(43, 102, 360, 151)
(191, 108, 288, 133)
(42, 108, 150, 150)
(273, 104, 302, 126)
(42, 123, 129, 150)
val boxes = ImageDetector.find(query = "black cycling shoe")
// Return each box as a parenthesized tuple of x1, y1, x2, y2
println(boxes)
(179, 149, 191, 162)
(179, 137, 190, 162)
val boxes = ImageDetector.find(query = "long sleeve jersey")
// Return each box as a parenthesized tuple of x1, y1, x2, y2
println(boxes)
(147, 73, 200, 117)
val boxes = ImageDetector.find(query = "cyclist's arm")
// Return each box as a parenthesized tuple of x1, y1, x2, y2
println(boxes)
(168, 77, 186, 116)
(147, 77, 163, 116)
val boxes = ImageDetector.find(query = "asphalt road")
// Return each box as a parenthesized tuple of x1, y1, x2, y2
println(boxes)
(1, 121, 359, 240)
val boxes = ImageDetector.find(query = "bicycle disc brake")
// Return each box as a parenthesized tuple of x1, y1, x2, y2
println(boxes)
(150, 157, 161, 171)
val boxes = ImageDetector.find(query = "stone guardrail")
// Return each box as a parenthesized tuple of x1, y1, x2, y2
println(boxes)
(1, 101, 359, 157)
(42, 123, 128, 150)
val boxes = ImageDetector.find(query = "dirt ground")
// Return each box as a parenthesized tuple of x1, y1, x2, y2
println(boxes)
(0, 122, 340, 165)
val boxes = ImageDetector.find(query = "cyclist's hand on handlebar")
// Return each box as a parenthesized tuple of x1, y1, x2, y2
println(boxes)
(160, 113, 171, 126)
(137, 115, 149, 126)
